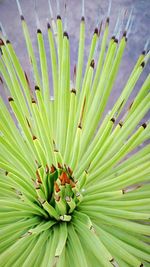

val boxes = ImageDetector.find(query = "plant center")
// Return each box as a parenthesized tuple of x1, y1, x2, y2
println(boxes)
(34, 164, 83, 222)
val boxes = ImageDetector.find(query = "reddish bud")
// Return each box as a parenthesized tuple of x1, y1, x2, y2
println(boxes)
(70, 180, 76, 188)
(58, 163, 62, 169)
(54, 182, 60, 193)
(50, 164, 56, 173)
(36, 170, 42, 184)
(68, 166, 73, 175)
(59, 172, 69, 182)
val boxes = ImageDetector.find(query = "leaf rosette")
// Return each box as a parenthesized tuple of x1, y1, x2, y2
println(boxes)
(0, 1, 150, 266)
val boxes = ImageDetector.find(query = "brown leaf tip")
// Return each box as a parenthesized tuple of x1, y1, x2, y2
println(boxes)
(81, 16, 85, 22)
(141, 62, 145, 68)
(119, 121, 123, 128)
(90, 59, 95, 68)
(0, 38, 5, 46)
(94, 27, 99, 35)
(35, 85, 40, 91)
(110, 117, 115, 123)
(63, 31, 69, 39)
(123, 31, 127, 37)
(0, 76, 3, 83)
(142, 123, 147, 129)
(32, 135, 37, 140)
(71, 88, 76, 94)
(106, 17, 110, 24)
(78, 123, 82, 129)
(20, 15, 25, 21)
(37, 29, 42, 34)
(32, 98, 36, 104)
(8, 97, 14, 102)
(57, 15, 61, 20)
(47, 22, 51, 29)
(110, 258, 115, 263)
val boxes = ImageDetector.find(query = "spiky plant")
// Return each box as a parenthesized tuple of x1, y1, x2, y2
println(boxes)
(0, 0, 150, 266)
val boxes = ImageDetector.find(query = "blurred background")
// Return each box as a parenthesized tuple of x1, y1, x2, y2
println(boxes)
(0, 0, 150, 117)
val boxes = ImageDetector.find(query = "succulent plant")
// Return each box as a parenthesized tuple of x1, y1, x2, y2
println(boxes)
(0, 0, 150, 266)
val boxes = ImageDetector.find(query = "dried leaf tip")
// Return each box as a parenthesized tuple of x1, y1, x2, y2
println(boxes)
(141, 62, 145, 68)
(106, 17, 110, 25)
(90, 59, 95, 68)
(78, 123, 82, 129)
(142, 122, 147, 129)
(94, 27, 99, 35)
(0, 38, 4, 46)
(6, 40, 11, 44)
(37, 29, 42, 34)
(122, 30, 128, 42)
(35, 85, 40, 91)
(110, 258, 115, 265)
(63, 31, 69, 39)
(122, 189, 125, 194)
(123, 30, 127, 37)
(71, 88, 76, 94)
(32, 98, 36, 104)
(0, 76, 3, 84)
(47, 22, 51, 29)
(110, 117, 115, 123)
(119, 121, 123, 127)
(114, 38, 118, 43)
(8, 97, 14, 102)
(32, 135, 37, 140)
(57, 15, 61, 20)
(20, 15, 25, 20)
